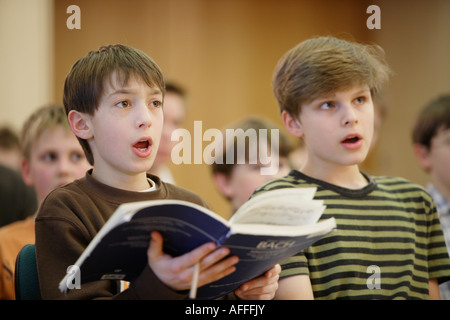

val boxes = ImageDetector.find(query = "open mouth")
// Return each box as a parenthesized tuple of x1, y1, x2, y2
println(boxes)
(341, 136, 361, 144)
(132, 137, 153, 158)
(133, 139, 150, 151)
(340, 134, 363, 150)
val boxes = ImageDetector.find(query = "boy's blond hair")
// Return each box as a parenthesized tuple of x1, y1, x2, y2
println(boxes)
(272, 36, 391, 116)
(63, 44, 165, 165)
(21, 104, 72, 162)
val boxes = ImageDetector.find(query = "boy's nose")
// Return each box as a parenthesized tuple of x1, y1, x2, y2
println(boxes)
(57, 157, 72, 175)
(342, 104, 358, 126)
(135, 103, 152, 128)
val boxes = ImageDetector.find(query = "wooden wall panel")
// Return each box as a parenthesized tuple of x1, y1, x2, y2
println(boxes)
(53, 0, 378, 216)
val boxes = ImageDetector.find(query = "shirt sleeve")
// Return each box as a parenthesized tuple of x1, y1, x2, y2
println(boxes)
(35, 191, 187, 300)
(426, 202, 450, 284)
(279, 251, 309, 279)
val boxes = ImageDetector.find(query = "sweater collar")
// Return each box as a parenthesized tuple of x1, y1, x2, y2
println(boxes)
(80, 169, 168, 205)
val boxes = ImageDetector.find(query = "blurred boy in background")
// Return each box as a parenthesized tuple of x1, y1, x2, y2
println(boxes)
(0, 104, 91, 299)
(412, 94, 450, 299)
(148, 83, 187, 184)
(211, 116, 293, 215)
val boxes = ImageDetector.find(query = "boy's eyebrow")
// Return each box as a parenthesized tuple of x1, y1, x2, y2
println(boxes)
(106, 87, 162, 98)
(353, 88, 371, 96)
(315, 88, 371, 101)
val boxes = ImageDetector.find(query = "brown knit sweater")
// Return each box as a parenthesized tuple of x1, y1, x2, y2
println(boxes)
(35, 170, 207, 300)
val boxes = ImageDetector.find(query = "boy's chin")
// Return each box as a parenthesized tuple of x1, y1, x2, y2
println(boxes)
(143, 159, 157, 173)
(340, 154, 369, 167)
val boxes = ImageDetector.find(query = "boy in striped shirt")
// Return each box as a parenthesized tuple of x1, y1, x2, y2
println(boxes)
(253, 36, 450, 299)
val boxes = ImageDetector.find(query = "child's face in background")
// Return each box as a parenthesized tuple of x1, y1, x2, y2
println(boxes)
(153, 91, 186, 169)
(21, 126, 91, 204)
(227, 156, 291, 212)
(295, 85, 374, 171)
(427, 127, 450, 190)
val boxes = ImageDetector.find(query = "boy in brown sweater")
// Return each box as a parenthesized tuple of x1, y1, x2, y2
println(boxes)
(35, 44, 280, 300)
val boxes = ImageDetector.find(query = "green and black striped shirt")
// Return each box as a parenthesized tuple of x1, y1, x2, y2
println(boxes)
(253, 170, 450, 299)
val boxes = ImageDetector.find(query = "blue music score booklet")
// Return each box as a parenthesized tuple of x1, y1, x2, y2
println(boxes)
(59, 187, 336, 299)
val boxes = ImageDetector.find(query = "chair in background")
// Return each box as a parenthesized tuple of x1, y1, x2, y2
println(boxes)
(15, 244, 40, 300)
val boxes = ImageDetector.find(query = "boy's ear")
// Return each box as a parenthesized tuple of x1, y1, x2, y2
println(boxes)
(21, 158, 34, 186)
(413, 144, 432, 171)
(282, 110, 304, 138)
(68, 110, 93, 140)
(213, 172, 233, 200)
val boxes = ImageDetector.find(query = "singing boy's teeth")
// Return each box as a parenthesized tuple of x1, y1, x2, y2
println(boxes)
(134, 139, 149, 151)
(132, 138, 152, 158)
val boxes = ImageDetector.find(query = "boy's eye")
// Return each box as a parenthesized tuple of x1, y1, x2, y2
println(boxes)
(355, 96, 366, 104)
(150, 100, 162, 108)
(70, 152, 85, 163)
(319, 102, 334, 110)
(116, 101, 130, 108)
(42, 152, 57, 163)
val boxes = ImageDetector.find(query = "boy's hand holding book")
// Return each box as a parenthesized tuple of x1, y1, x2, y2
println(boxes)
(234, 264, 281, 300)
(148, 231, 280, 299)
(148, 231, 238, 292)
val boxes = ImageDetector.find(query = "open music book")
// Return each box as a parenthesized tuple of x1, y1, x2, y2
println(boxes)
(59, 187, 336, 299)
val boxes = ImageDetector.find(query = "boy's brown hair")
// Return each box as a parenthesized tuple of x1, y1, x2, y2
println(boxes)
(272, 36, 391, 116)
(63, 44, 165, 165)
(211, 116, 294, 176)
(0, 126, 20, 151)
(412, 94, 450, 149)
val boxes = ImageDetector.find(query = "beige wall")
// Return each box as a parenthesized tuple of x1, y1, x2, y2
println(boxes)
(0, 0, 54, 132)
(2, 0, 448, 217)
(52, 0, 371, 217)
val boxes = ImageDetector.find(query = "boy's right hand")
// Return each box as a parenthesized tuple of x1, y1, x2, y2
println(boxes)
(147, 231, 239, 292)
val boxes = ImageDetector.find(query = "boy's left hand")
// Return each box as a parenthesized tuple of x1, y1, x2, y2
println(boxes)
(233, 264, 281, 300)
